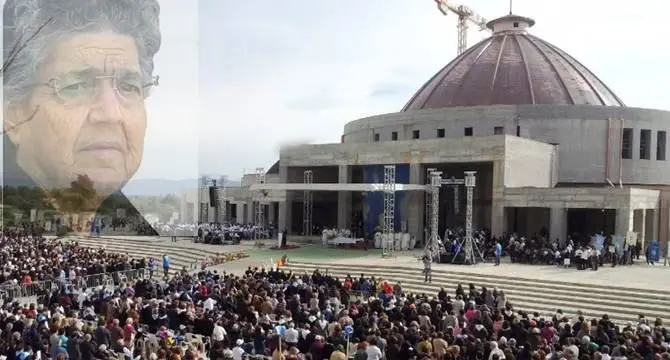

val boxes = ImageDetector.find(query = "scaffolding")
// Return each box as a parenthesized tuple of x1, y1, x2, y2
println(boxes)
(382, 165, 396, 257)
(254, 168, 266, 246)
(302, 170, 313, 236)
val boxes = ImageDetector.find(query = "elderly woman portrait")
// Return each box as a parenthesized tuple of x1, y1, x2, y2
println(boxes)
(2, 0, 161, 226)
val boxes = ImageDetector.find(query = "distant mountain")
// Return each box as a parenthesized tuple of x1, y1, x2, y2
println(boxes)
(123, 178, 241, 196)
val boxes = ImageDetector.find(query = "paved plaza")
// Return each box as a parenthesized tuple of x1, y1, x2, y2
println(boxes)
(87, 235, 669, 291)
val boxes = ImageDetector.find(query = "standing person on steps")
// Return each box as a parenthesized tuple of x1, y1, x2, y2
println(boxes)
(162, 254, 170, 277)
(494, 240, 502, 266)
(423, 250, 433, 283)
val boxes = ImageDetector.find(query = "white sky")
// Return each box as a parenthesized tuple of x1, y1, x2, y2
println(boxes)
(6, 0, 670, 181)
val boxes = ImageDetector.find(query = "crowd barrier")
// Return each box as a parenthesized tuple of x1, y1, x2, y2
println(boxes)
(0, 268, 149, 300)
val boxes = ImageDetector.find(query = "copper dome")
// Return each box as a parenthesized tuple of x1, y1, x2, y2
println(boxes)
(402, 15, 625, 111)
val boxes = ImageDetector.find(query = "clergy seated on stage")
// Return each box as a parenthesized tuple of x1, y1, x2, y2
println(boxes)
(373, 231, 415, 251)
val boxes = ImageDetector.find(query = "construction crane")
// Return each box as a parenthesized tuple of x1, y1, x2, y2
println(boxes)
(433, 0, 490, 55)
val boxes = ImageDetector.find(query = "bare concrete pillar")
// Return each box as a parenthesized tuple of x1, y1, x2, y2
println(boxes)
(645, 209, 657, 242)
(408, 163, 424, 245)
(615, 208, 634, 237)
(278, 165, 290, 232)
(268, 202, 276, 225)
(246, 201, 254, 225)
(632, 209, 647, 248)
(337, 165, 351, 229)
(549, 207, 567, 245)
(490, 160, 506, 237)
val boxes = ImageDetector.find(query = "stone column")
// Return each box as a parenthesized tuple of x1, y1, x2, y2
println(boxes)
(246, 201, 254, 225)
(337, 165, 351, 229)
(633, 209, 647, 247)
(615, 208, 634, 237)
(645, 209, 659, 242)
(408, 163, 424, 245)
(549, 207, 567, 245)
(278, 165, 290, 233)
(268, 202, 276, 225)
(490, 160, 506, 237)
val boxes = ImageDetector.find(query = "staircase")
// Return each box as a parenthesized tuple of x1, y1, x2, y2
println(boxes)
(67, 236, 216, 272)
(283, 261, 670, 326)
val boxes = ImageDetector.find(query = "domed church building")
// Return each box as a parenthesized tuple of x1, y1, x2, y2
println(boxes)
(230, 14, 670, 248)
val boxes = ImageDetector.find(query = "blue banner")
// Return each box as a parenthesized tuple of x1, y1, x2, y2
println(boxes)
(362, 164, 409, 236)
(649, 240, 660, 262)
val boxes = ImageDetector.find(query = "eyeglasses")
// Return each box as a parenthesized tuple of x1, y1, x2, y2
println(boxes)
(44, 74, 159, 104)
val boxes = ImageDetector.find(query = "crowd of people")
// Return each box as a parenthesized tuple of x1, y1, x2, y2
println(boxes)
(2, 225, 669, 360)
(0, 227, 147, 288)
(0, 248, 667, 360)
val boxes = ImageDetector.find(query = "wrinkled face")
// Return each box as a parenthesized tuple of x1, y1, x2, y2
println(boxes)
(6, 33, 148, 195)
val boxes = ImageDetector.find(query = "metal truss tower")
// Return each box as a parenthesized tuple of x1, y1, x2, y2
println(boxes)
(254, 168, 266, 246)
(302, 170, 313, 236)
(463, 171, 476, 263)
(452, 171, 484, 264)
(382, 165, 396, 257)
(425, 171, 442, 259)
(424, 168, 436, 245)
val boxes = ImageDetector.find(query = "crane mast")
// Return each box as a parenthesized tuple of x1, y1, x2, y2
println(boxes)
(433, 0, 490, 55)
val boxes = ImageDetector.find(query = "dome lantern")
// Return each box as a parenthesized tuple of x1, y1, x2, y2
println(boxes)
(486, 14, 535, 34)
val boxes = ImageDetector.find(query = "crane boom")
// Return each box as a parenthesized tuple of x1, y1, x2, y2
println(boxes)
(433, 0, 490, 55)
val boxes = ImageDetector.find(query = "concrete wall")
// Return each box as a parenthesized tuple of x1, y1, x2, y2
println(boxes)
(503, 137, 557, 188)
(341, 105, 670, 186)
(280, 136, 506, 166)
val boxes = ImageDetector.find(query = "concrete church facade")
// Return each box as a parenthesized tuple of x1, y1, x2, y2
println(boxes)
(199, 14, 670, 249)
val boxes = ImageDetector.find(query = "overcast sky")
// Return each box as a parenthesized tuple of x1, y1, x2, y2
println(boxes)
(7, 0, 670, 181)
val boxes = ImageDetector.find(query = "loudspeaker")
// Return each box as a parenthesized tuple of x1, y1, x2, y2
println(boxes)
(209, 186, 219, 207)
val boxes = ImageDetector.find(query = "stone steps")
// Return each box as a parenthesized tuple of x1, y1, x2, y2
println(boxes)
(283, 262, 670, 325)
(68, 236, 212, 272)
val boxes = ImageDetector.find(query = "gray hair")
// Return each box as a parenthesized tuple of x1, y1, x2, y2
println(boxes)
(3, 0, 162, 105)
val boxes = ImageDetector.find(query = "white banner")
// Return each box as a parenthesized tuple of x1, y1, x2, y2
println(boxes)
(277, 233, 283, 249)
(30, 209, 37, 222)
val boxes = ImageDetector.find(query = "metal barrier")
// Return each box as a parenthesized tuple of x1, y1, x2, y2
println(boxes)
(0, 268, 148, 300)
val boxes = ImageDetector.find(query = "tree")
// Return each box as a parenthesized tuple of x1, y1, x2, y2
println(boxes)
(1, 18, 53, 135)
(48, 174, 103, 214)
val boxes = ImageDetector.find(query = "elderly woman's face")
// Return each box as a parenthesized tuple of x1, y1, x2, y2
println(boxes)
(9, 32, 147, 194)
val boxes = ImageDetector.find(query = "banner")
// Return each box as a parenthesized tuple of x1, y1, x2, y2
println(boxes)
(625, 232, 638, 246)
(277, 233, 283, 249)
(30, 209, 37, 222)
(648, 240, 660, 262)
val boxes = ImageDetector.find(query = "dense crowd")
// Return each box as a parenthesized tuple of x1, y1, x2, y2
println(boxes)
(0, 228, 147, 287)
(0, 253, 667, 360)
